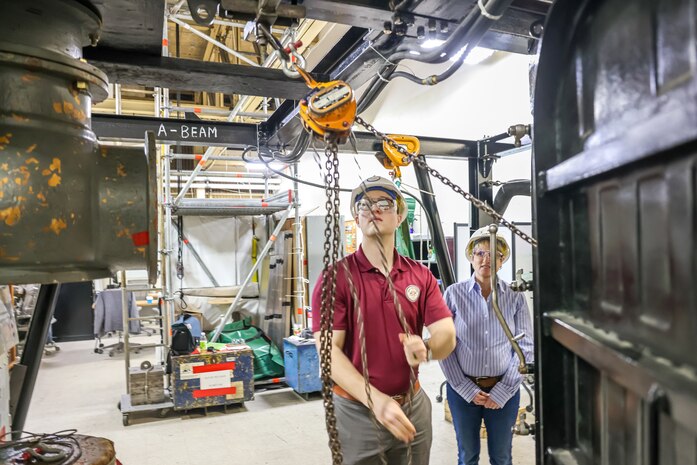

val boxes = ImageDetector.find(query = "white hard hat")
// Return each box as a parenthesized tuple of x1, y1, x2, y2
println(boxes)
(465, 226, 510, 263)
(350, 175, 406, 218)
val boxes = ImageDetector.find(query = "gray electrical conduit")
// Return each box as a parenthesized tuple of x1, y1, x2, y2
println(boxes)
(209, 204, 294, 343)
(488, 223, 528, 374)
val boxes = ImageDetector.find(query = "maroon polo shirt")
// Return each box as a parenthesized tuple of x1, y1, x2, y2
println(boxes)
(311, 246, 451, 396)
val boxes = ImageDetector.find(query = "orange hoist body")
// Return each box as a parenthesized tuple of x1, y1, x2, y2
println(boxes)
(296, 67, 356, 143)
(376, 135, 420, 178)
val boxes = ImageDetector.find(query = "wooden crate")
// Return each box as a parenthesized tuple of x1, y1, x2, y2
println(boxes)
(171, 345, 254, 410)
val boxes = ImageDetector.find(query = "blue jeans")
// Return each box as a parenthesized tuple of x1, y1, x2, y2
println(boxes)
(447, 383, 520, 465)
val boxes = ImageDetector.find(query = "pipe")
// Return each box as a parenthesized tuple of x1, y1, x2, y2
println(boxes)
(171, 171, 273, 179)
(390, 0, 513, 85)
(488, 224, 528, 373)
(166, 106, 271, 118)
(413, 156, 455, 288)
(121, 271, 131, 395)
(292, 163, 307, 327)
(12, 284, 61, 437)
(493, 179, 531, 215)
(173, 14, 285, 32)
(169, 154, 244, 161)
(210, 204, 294, 342)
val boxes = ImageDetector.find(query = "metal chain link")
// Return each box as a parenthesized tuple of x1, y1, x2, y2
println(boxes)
(355, 115, 538, 248)
(318, 141, 343, 465)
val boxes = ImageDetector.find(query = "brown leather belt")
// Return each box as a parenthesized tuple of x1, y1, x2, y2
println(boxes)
(466, 375, 502, 390)
(333, 380, 421, 406)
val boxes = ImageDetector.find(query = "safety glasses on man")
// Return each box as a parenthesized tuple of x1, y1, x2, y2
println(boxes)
(355, 197, 396, 212)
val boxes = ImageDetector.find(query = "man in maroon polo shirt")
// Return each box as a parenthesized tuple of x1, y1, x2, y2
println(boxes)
(312, 175, 456, 465)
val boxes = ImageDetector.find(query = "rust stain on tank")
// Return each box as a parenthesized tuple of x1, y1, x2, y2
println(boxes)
(47, 173, 61, 187)
(21, 74, 39, 83)
(61, 101, 86, 122)
(53, 102, 63, 114)
(42, 158, 62, 187)
(0, 133, 12, 150)
(25, 157, 38, 164)
(100, 147, 108, 158)
(116, 162, 127, 177)
(13, 166, 30, 186)
(36, 192, 47, 206)
(26, 145, 37, 154)
(12, 114, 29, 122)
(1, 164, 7, 171)
(0, 206, 21, 226)
(0, 247, 20, 261)
(45, 218, 67, 235)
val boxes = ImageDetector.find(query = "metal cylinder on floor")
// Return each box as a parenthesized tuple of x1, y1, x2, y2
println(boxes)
(0, 0, 156, 284)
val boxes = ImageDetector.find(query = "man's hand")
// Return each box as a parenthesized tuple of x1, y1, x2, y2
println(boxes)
(372, 392, 416, 443)
(398, 333, 427, 367)
(473, 391, 489, 406)
(484, 397, 501, 409)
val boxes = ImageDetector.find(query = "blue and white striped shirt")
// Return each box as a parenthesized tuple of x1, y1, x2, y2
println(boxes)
(439, 276, 534, 407)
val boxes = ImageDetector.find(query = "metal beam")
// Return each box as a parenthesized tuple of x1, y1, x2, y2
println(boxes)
(92, 114, 258, 147)
(84, 52, 317, 99)
(92, 114, 485, 158)
(11, 284, 61, 437)
(352, 131, 476, 158)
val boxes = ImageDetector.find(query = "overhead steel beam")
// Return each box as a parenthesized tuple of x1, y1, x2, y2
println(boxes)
(92, 114, 258, 147)
(89, 0, 165, 55)
(84, 51, 319, 99)
(92, 114, 486, 158)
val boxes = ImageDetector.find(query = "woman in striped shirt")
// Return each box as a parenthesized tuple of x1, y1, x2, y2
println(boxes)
(439, 227, 534, 465)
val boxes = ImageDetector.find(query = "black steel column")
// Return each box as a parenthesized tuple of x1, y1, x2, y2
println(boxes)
(414, 156, 455, 288)
(11, 283, 61, 437)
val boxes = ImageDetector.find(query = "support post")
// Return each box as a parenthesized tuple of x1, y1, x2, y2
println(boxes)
(11, 284, 61, 437)
(413, 157, 455, 288)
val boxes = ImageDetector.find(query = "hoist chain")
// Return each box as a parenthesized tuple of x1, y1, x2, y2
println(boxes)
(355, 115, 538, 248)
(318, 140, 344, 465)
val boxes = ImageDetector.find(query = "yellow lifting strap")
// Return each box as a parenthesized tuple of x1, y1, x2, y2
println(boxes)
(376, 135, 420, 179)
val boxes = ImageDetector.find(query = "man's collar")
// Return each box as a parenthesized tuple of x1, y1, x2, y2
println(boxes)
(355, 245, 406, 273)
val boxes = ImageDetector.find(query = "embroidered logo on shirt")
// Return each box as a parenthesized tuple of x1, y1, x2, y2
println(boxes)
(405, 285, 420, 302)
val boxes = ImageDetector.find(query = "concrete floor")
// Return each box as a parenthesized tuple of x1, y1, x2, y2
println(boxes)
(25, 336, 536, 464)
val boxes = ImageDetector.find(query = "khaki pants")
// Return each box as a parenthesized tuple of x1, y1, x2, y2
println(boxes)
(333, 389, 433, 465)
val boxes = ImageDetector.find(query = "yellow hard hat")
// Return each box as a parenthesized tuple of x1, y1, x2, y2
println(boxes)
(465, 226, 510, 263)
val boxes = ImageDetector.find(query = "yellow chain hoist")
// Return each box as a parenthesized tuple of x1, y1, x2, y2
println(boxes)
(296, 67, 356, 144)
(375, 135, 419, 179)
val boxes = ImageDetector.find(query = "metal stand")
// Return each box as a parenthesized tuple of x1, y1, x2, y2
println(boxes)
(11, 284, 61, 438)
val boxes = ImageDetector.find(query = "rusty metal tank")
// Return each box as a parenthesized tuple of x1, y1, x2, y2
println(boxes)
(0, 0, 156, 284)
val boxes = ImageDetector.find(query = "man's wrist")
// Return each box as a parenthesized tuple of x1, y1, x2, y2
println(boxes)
(424, 338, 432, 361)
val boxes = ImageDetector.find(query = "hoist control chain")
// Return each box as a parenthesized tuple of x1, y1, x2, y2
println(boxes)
(318, 140, 344, 465)
(355, 115, 539, 248)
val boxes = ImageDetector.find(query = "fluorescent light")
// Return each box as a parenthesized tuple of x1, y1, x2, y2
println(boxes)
(450, 46, 494, 65)
(421, 39, 445, 49)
